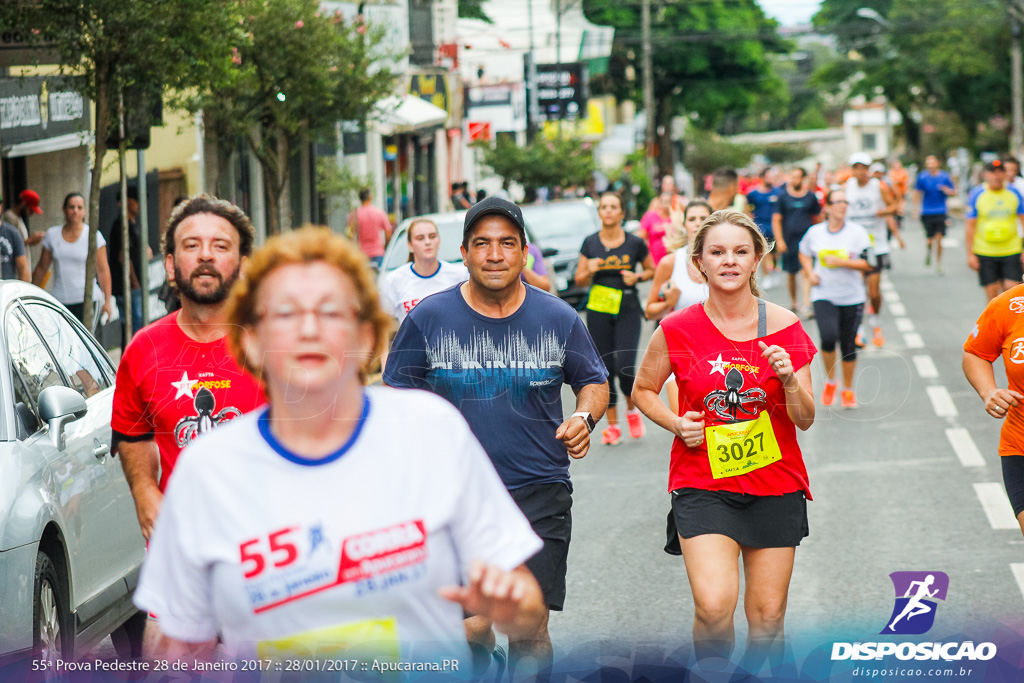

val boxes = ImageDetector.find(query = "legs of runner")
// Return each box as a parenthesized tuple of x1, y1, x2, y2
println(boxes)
(741, 546, 796, 676)
(865, 271, 884, 346)
(680, 534, 741, 662)
(680, 535, 796, 671)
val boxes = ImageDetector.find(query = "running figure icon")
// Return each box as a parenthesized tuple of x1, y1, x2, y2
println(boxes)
(888, 575, 938, 631)
(882, 571, 949, 635)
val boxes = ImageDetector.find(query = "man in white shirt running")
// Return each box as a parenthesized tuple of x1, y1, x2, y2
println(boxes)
(379, 218, 468, 325)
(845, 152, 903, 347)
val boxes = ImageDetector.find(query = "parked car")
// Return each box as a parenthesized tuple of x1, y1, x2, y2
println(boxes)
(0, 282, 146, 669)
(520, 198, 601, 307)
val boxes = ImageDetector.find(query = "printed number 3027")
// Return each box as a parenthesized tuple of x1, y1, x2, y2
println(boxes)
(716, 433, 764, 463)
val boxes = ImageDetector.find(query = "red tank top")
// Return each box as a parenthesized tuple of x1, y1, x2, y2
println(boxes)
(661, 303, 817, 498)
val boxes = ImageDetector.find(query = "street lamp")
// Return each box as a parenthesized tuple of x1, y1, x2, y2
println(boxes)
(855, 7, 895, 161)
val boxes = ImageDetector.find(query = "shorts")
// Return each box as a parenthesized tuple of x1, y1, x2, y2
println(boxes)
(665, 488, 808, 551)
(781, 251, 803, 275)
(509, 482, 572, 611)
(922, 214, 947, 239)
(867, 252, 891, 274)
(978, 254, 1023, 287)
(1002, 455, 1024, 517)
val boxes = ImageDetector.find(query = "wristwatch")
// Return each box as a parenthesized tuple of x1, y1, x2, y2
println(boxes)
(571, 411, 596, 433)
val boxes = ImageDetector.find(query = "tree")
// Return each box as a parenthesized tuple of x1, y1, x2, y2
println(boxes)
(476, 135, 596, 199)
(15, 1, 239, 331)
(195, 0, 394, 235)
(583, 0, 788, 172)
(813, 0, 1012, 157)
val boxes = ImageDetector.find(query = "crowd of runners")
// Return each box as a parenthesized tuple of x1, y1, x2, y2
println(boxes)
(91, 146, 1024, 679)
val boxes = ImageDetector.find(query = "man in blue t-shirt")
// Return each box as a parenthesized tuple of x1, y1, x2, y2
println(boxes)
(915, 155, 956, 273)
(0, 220, 28, 281)
(747, 167, 781, 287)
(384, 196, 609, 676)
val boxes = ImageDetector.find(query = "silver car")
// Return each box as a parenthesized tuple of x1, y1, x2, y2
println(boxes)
(0, 282, 146, 667)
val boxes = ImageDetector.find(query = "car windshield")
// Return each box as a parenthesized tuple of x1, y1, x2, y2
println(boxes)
(380, 217, 465, 275)
(521, 202, 600, 241)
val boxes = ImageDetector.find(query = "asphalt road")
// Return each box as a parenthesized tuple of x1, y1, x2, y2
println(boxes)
(547, 216, 1024, 674)
(88, 217, 1024, 678)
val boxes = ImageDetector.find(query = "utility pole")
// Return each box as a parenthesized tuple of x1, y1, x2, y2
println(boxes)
(526, 0, 540, 142)
(1012, 5, 1024, 156)
(641, 0, 655, 181)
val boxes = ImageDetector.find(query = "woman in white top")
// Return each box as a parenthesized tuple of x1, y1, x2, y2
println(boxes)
(134, 227, 545, 667)
(31, 192, 113, 326)
(645, 200, 712, 414)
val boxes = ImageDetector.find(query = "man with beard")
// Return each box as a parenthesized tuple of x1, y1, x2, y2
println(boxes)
(111, 195, 265, 652)
(113, 195, 265, 535)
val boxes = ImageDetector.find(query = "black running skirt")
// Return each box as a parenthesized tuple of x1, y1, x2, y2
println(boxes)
(665, 488, 809, 553)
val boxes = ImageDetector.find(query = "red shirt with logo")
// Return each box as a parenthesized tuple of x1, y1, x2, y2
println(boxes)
(964, 283, 1024, 456)
(662, 303, 817, 497)
(112, 311, 266, 490)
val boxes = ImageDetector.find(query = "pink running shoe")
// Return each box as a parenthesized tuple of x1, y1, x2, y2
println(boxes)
(602, 424, 621, 446)
(626, 411, 645, 439)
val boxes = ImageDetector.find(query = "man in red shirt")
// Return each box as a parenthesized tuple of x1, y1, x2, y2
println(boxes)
(113, 195, 265, 542)
(347, 187, 393, 266)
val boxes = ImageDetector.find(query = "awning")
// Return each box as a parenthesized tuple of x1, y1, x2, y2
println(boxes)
(375, 95, 447, 136)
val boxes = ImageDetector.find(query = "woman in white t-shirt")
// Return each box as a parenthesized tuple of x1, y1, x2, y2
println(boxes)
(379, 218, 468, 325)
(645, 200, 712, 414)
(31, 192, 113, 326)
(134, 226, 544, 668)
(797, 189, 875, 409)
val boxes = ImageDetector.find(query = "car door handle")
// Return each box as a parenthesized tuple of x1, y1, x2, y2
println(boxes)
(93, 443, 110, 459)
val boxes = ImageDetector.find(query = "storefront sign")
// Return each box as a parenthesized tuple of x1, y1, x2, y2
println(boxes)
(0, 76, 89, 148)
(533, 62, 588, 121)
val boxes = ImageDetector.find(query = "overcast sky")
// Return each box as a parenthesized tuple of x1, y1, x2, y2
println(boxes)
(760, 0, 822, 26)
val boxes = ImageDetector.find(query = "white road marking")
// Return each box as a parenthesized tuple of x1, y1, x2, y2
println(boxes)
(888, 302, 907, 316)
(974, 483, 1020, 530)
(895, 318, 915, 333)
(926, 385, 958, 417)
(880, 279, 895, 292)
(945, 427, 986, 467)
(913, 355, 939, 379)
(942, 237, 960, 248)
(904, 332, 925, 348)
(1010, 564, 1024, 603)
(886, 291, 901, 303)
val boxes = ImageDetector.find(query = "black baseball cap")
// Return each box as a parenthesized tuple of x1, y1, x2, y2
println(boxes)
(463, 196, 527, 241)
(985, 159, 1006, 172)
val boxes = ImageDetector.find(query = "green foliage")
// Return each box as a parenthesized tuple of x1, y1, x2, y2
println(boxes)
(684, 130, 755, 182)
(796, 105, 829, 130)
(16, 0, 239, 330)
(316, 158, 374, 225)
(457, 0, 493, 23)
(476, 135, 596, 195)
(583, 0, 788, 165)
(195, 0, 395, 233)
(764, 142, 811, 163)
(813, 0, 1012, 155)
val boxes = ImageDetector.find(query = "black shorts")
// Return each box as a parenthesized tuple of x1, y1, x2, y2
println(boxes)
(667, 488, 808, 550)
(1002, 455, 1024, 517)
(509, 482, 572, 611)
(922, 214, 947, 238)
(867, 252, 891, 274)
(978, 254, 1024, 287)
(781, 251, 803, 275)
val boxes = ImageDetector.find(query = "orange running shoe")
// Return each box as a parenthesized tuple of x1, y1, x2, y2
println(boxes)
(602, 424, 621, 446)
(626, 411, 645, 439)
(872, 326, 885, 347)
(841, 389, 857, 409)
(821, 382, 838, 406)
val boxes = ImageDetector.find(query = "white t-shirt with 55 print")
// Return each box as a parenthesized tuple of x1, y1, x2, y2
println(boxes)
(134, 386, 542, 665)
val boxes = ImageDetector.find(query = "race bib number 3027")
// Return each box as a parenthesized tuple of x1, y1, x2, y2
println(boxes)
(704, 412, 782, 479)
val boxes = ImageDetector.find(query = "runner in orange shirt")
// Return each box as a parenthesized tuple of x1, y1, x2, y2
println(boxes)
(963, 284, 1024, 537)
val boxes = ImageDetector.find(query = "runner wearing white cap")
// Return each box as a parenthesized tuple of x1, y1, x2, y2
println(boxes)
(845, 153, 903, 347)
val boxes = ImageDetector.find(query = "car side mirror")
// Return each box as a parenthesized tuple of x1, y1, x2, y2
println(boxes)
(38, 386, 87, 450)
(541, 247, 558, 258)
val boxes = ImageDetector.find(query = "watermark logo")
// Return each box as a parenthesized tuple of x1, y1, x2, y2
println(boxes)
(881, 571, 949, 635)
